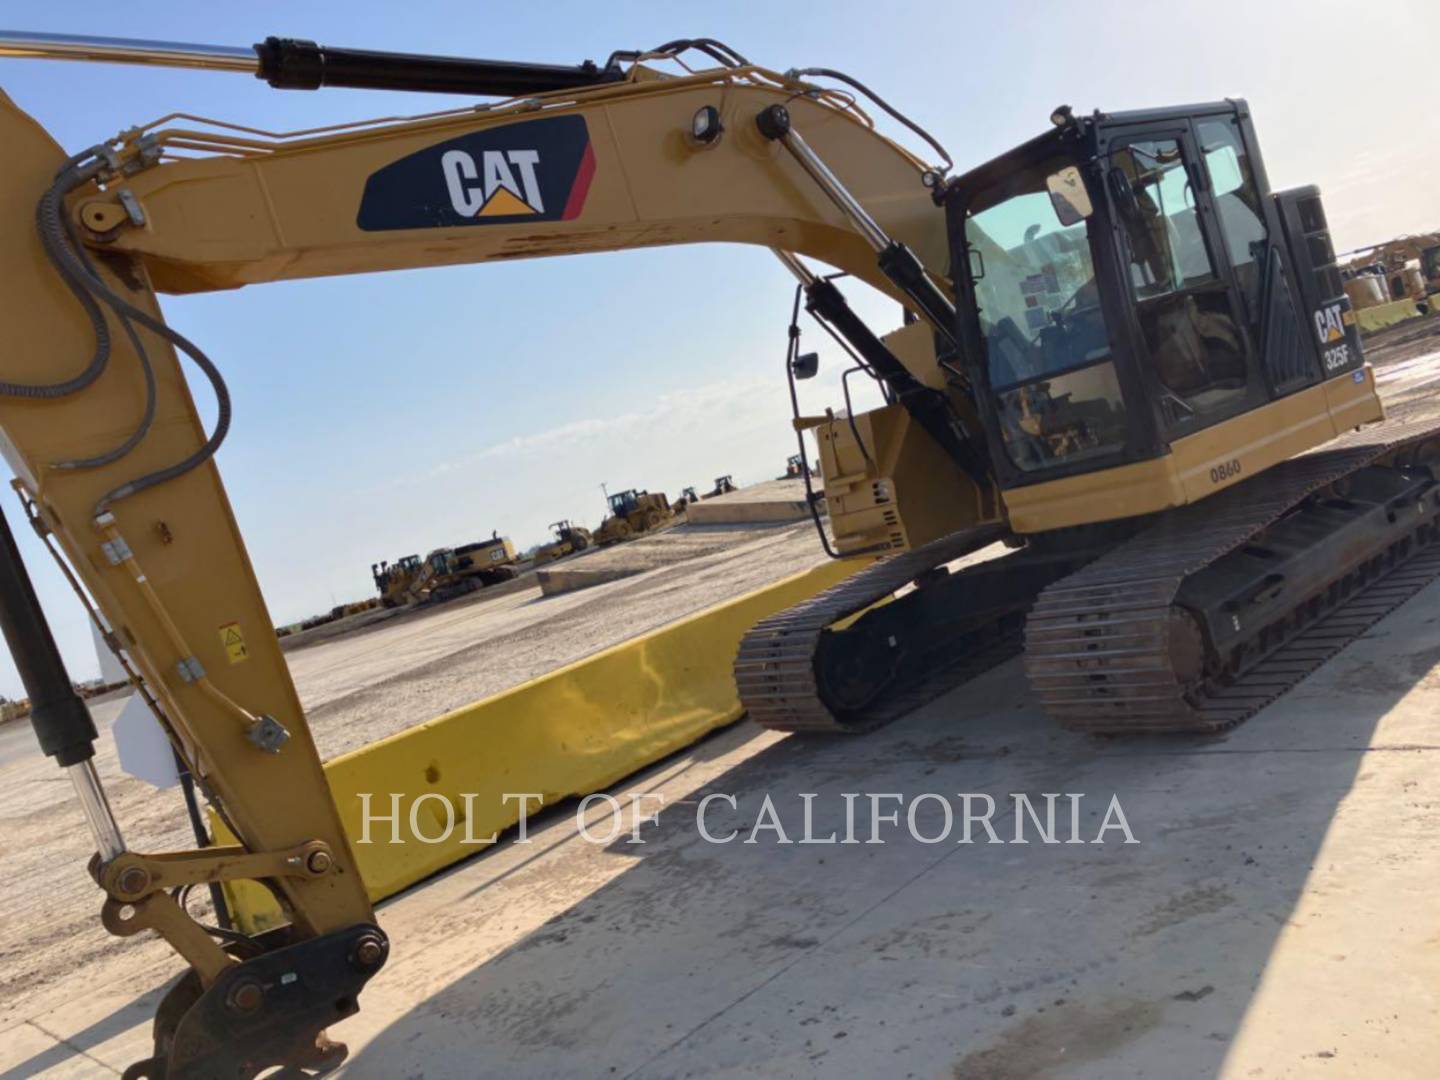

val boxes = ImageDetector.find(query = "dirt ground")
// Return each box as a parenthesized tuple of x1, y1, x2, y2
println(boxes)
(0, 518, 829, 1027)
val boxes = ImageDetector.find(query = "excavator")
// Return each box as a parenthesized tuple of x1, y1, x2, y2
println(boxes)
(375, 536, 517, 605)
(0, 28, 1436, 1079)
(404, 535, 519, 603)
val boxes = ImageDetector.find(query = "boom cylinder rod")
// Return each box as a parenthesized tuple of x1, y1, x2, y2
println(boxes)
(773, 248, 821, 286)
(0, 31, 256, 72)
(0, 30, 626, 96)
(756, 104, 960, 346)
(69, 759, 126, 861)
(772, 125, 890, 251)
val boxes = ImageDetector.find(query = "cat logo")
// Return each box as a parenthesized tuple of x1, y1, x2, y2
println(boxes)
(1312, 301, 1348, 345)
(443, 149, 546, 217)
(358, 114, 595, 231)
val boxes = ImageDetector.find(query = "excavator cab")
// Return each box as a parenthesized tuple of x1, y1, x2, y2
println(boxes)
(945, 101, 1379, 532)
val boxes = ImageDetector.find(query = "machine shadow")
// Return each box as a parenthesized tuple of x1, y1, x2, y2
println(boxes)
(343, 630, 1420, 1079)
(0, 984, 165, 1080)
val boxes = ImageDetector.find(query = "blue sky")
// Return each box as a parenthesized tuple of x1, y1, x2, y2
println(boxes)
(1, 1, 1437, 698)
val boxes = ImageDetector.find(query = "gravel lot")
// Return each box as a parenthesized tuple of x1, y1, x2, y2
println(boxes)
(0, 518, 828, 1025)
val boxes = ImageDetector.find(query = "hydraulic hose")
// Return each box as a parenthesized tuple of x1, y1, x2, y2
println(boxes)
(0, 153, 158, 473)
(0, 168, 112, 399)
(783, 283, 840, 560)
(80, 270, 232, 514)
(785, 66, 953, 178)
(28, 150, 232, 513)
(643, 38, 751, 68)
(50, 215, 157, 471)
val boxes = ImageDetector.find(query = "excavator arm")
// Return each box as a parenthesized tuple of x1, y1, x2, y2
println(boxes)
(0, 33, 966, 1078)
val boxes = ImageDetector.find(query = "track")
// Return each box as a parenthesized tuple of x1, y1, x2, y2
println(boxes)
(734, 527, 1008, 732)
(1026, 399, 1440, 733)
(737, 388, 1440, 737)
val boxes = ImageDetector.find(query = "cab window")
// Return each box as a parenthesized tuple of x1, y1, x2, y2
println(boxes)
(1197, 118, 1268, 338)
(1112, 137, 1247, 418)
(1112, 139, 1214, 298)
(965, 157, 1128, 473)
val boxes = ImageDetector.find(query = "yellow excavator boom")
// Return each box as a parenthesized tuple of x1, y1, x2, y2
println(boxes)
(0, 31, 963, 1076)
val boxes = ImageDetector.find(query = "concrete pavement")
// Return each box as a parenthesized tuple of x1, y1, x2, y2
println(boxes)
(4, 573, 1437, 1078)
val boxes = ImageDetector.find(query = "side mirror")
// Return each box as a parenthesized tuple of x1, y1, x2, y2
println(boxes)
(791, 351, 819, 380)
(1046, 165, 1093, 226)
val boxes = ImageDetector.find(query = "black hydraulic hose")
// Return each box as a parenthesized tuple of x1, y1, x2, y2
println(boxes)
(0, 174, 112, 400)
(786, 66, 952, 176)
(32, 154, 233, 513)
(171, 746, 231, 929)
(840, 365, 876, 470)
(51, 215, 157, 471)
(783, 284, 840, 560)
(3, 153, 157, 471)
(645, 38, 751, 68)
(810, 308, 893, 405)
(0, 154, 157, 473)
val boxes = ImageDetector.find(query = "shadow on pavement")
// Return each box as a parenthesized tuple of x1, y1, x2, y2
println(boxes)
(344, 620, 1427, 1078)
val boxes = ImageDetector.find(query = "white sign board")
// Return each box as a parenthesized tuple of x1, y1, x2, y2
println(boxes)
(112, 693, 179, 789)
(90, 616, 128, 685)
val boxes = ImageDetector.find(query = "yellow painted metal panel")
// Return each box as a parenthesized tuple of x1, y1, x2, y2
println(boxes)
(221, 555, 868, 930)
(1002, 369, 1384, 533)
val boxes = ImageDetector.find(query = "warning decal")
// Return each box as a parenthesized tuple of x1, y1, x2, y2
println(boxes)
(219, 622, 249, 664)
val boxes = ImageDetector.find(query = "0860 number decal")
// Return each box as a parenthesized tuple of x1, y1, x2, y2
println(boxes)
(1209, 459, 1242, 484)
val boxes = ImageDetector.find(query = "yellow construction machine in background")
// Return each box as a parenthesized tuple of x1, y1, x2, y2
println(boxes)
(1340, 233, 1440, 311)
(406, 535, 519, 602)
(373, 535, 518, 606)
(533, 519, 593, 565)
(780, 454, 817, 479)
(371, 553, 423, 608)
(705, 476, 737, 498)
(594, 489, 676, 546)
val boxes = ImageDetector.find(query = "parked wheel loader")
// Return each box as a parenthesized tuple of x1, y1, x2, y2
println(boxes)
(594, 489, 675, 546)
(2, 30, 1437, 1077)
(705, 475, 738, 498)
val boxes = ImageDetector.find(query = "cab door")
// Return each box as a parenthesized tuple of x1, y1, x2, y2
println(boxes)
(1193, 113, 1323, 397)
(1098, 121, 1269, 441)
